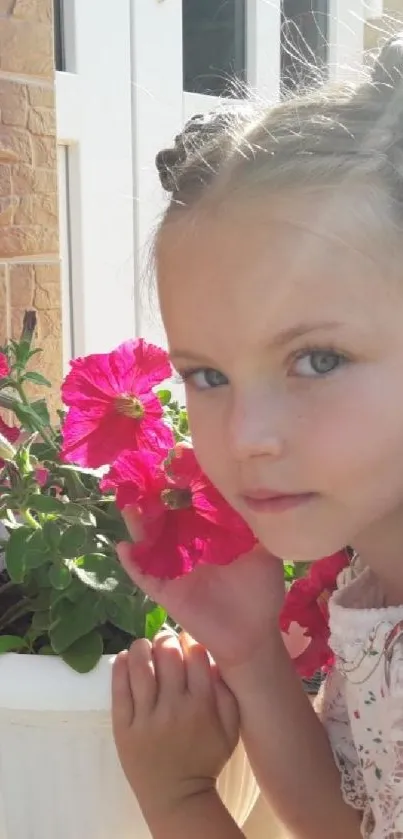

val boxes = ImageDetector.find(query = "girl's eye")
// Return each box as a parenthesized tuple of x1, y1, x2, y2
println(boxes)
(181, 368, 229, 390)
(291, 350, 348, 377)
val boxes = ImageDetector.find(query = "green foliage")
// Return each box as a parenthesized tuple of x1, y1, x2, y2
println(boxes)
(0, 329, 171, 673)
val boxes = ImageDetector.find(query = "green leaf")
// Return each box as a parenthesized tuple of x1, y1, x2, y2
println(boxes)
(14, 339, 31, 368)
(61, 630, 103, 673)
(49, 591, 100, 653)
(157, 389, 172, 406)
(30, 440, 57, 461)
(71, 553, 134, 594)
(63, 576, 86, 602)
(30, 564, 52, 590)
(294, 562, 310, 579)
(0, 635, 27, 654)
(49, 563, 72, 590)
(49, 576, 84, 607)
(31, 610, 51, 631)
(284, 563, 296, 582)
(10, 402, 36, 430)
(26, 494, 64, 514)
(178, 409, 189, 434)
(26, 348, 43, 361)
(42, 519, 62, 551)
(28, 589, 51, 611)
(25, 549, 49, 570)
(30, 399, 50, 427)
(11, 399, 51, 434)
(105, 593, 142, 635)
(23, 372, 51, 388)
(59, 524, 88, 558)
(5, 526, 31, 582)
(145, 605, 167, 640)
(60, 503, 95, 526)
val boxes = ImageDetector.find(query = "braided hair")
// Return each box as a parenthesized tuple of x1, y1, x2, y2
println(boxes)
(155, 34, 403, 233)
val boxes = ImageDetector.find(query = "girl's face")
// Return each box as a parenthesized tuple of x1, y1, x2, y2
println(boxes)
(157, 191, 403, 572)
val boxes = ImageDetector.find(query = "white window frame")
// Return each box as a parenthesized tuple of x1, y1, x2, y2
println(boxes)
(56, 0, 373, 358)
(327, 0, 374, 82)
(56, 0, 136, 361)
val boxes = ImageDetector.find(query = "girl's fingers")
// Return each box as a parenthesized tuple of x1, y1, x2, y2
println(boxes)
(116, 541, 165, 603)
(126, 638, 158, 714)
(152, 630, 187, 697)
(111, 650, 134, 729)
(121, 506, 144, 542)
(214, 677, 240, 746)
(180, 632, 213, 698)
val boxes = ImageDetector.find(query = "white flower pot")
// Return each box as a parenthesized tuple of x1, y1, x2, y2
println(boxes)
(0, 654, 259, 839)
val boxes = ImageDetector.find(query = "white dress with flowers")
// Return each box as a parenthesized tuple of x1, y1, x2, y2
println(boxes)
(319, 560, 403, 838)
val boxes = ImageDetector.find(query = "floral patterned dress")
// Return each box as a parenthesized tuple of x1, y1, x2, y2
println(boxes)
(319, 560, 403, 838)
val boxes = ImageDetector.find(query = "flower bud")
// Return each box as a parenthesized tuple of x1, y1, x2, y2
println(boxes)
(0, 432, 16, 461)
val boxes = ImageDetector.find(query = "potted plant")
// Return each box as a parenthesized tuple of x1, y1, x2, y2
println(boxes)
(0, 313, 260, 839)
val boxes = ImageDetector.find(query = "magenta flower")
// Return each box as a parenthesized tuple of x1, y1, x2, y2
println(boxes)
(280, 551, 349, 677)
(0, 353, 9, 379)
(0, 416, 20, 469)
(61, 339, 174, 468)
(102, 445, 257, 579)
(0, 416, 19, 445)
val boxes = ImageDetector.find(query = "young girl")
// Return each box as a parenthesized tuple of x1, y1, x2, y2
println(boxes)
(111, 33, 403, 839)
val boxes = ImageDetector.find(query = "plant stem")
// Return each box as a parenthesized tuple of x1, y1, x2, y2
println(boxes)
(0, 580, 17, 597)
(14, 382, 58, 451)
(0, 600, 31, 631)
(22, 509, 40, 529)
(0, 393, 17, 412)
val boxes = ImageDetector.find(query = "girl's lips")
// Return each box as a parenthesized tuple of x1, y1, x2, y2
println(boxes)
(241, 492, 317, 513)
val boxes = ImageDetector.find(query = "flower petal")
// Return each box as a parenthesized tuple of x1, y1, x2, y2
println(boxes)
(0, 353, 9, 379)
(130, 523, 205, 579)
(165, 445, 202, 489)
(293, 635, 333, 678)
(61, 403, 173, 468)
(62, 354, 120, 407)
(126, 339, 172, 392)
(0, 416, 19, 444)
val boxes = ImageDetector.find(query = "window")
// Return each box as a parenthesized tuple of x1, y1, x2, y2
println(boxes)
(183, 0, 246, 97)
(281, 0, 328, 92)
(53, 0, 65, 71)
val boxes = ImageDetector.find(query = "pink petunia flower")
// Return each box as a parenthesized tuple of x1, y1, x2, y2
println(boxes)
(0, 416, 19, 445)
(60, 339, 174, 468)
(0, 353, 9, 379)
(0, 416, 20, 469)
(280, 551, 349, 677)
(35, 467, 49, 487)
(102, 445, 257, 579)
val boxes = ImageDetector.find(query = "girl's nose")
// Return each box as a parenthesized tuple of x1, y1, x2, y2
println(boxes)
(228, 389, 285, 461)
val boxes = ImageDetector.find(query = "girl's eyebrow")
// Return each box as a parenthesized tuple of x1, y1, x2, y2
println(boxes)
(269, 321, 342, 348)
(170, 351, 216, 366)
(170, 322, 343, 364)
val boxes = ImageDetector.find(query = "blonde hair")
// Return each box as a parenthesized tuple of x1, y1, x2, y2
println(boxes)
(155, 34, 403, 234)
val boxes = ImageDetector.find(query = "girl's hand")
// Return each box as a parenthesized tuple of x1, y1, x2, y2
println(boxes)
(117, 507, 286, 672)
(112, 629, 239, 824)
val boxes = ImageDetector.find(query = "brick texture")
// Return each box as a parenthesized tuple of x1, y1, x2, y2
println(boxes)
(0, 0, 62, 416)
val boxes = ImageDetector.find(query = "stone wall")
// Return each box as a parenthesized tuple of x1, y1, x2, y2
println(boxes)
(0, 0, 61, 409)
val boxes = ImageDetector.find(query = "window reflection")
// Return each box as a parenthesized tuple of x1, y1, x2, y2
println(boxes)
(183, 0, 246, 97)
(281, 0, 328, 92)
